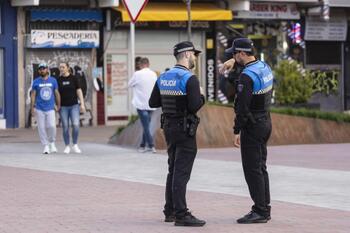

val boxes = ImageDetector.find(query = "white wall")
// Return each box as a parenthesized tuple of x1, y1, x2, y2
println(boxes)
(104, 29, 206, 125)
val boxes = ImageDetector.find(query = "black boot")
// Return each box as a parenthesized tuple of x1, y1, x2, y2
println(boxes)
(237, 211, 268, 224)
(164, 214, 175, 222)
(175, 212, 206, 227)
(163, 210, 175, 222)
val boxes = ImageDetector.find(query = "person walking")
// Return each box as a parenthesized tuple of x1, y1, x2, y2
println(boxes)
(128, 57, 158, 153)
(31, 63, 61, 154)
(149, 41, 206, 227)
(57, 62, 86, 154)
(221, 38, 273, 224)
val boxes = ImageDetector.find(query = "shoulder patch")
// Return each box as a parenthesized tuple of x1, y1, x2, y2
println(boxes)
(237, 84, 244, 92)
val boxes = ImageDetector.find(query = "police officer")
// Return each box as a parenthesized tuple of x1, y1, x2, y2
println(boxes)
(149, 41, 206, 227)
(222, 38, 273, 224)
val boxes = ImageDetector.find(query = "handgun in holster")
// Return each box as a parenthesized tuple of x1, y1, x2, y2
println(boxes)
(186, 114, 200, 137)
(160, 113, 165, 129)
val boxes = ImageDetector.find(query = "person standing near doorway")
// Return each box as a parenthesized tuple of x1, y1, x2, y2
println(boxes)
(128, 57, 158, 153)
(31, 63, 61, 154)
(58, 62, 86, 154)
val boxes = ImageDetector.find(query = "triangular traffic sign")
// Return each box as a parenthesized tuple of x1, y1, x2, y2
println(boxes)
(122, 0, 149, 23)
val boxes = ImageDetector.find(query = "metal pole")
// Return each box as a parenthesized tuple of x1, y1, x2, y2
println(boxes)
(186, 0, 192, 41)
(130, 22, 135, 75)
(129, 22, 135, 114)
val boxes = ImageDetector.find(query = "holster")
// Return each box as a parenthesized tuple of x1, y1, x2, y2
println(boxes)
(160, 113, 165, 129)
(186, 114, 200, 137)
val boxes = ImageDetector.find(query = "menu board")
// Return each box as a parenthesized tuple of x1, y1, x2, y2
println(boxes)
(106, 53, 129, 117)
(305, 16, 348, 41)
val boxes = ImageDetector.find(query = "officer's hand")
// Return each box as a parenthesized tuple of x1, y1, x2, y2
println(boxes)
(31, 108, 35, 116)
(233, 134, 240, 148)
(219, 58, 235, 75)
(200, 86, 204, 95)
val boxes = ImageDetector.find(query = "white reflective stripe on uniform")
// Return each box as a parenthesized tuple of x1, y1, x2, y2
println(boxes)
(160, 90, 186, 96)
(252, 85, 273, 95)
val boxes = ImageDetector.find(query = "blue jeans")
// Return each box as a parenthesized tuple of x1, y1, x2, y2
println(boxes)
(137, 109, 154, 148)
(60, 104, 80, 146)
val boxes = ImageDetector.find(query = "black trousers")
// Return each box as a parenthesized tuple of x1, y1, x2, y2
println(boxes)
(240, 116, 272, 217)
(163, 119, 197, 218)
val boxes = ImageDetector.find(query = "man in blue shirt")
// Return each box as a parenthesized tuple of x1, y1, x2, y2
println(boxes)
(31, 63, 61, 154)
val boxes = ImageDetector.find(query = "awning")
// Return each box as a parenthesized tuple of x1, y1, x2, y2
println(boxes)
(116, 3, 233, 22)
(30, 9, 103, 22)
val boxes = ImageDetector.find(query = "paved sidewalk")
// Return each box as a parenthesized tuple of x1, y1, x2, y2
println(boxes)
(1, 166, 350, 233)
(0, 127, 349, 232)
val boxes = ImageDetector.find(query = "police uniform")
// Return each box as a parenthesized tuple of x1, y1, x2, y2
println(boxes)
(149, 41, 205, 226)
(226, 38, 273, 222)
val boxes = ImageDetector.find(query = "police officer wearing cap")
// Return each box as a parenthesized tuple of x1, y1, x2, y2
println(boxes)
(221, 38, 273, 224)
(149, 41, 206, 227)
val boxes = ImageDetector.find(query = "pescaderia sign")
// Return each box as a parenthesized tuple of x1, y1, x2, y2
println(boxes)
(31, 30, 100, 48)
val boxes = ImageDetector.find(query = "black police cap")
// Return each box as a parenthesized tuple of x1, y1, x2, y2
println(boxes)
(225, 38, 254, 54)
(173, 41, 202, 56)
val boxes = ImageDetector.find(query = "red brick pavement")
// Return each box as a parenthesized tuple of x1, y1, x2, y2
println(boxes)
(1, 166, 349, 233)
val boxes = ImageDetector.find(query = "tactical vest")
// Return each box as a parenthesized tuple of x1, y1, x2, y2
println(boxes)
(242, 60, 273, 112)
(157, 66, 192, 116)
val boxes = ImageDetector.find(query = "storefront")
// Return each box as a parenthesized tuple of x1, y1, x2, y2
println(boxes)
(304, 2, 350, 112)
(217, 1, 303, 102)
(104, 2, 232, 125)
(22, 8, 103, 127)
(0, 1, 18, 128)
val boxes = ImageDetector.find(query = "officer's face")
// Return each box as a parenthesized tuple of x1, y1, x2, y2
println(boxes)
(188, 51, 196, 69)
(233, 51, 243, 65)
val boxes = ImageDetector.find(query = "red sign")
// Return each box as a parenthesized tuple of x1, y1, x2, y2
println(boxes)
(122, 0, 149, 23)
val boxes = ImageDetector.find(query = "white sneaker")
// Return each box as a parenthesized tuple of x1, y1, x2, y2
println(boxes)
(49, 143, 57, 153)
(63, 146, 71, 154)
(72, 144, 82, 154)
(43, 145, 50, 154)
(151, 147, 157, 154)
(138, 147, 148, 153)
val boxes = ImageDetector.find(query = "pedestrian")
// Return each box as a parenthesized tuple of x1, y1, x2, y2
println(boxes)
(221, 38, 273, 224)
(128, 57, 158, 153)
(58, 62, 86, 154)
(135, 56, 142, 71)
(149, 41, 206, 227)
(30, 63, 61, 154)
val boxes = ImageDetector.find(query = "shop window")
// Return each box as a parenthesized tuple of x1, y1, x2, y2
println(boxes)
(0, 49, 4, 118)
(306, 41, 341, 65)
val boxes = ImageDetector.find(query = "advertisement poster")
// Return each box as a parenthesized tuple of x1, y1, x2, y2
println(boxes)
(106, 54, 129, 118)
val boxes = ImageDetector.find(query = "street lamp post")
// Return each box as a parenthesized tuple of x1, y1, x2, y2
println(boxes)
(184, 0, 192, 41)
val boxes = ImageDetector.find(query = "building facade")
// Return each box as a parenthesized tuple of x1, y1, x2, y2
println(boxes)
(103, 1, 232, 125)
(0, 0, 18, 128)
